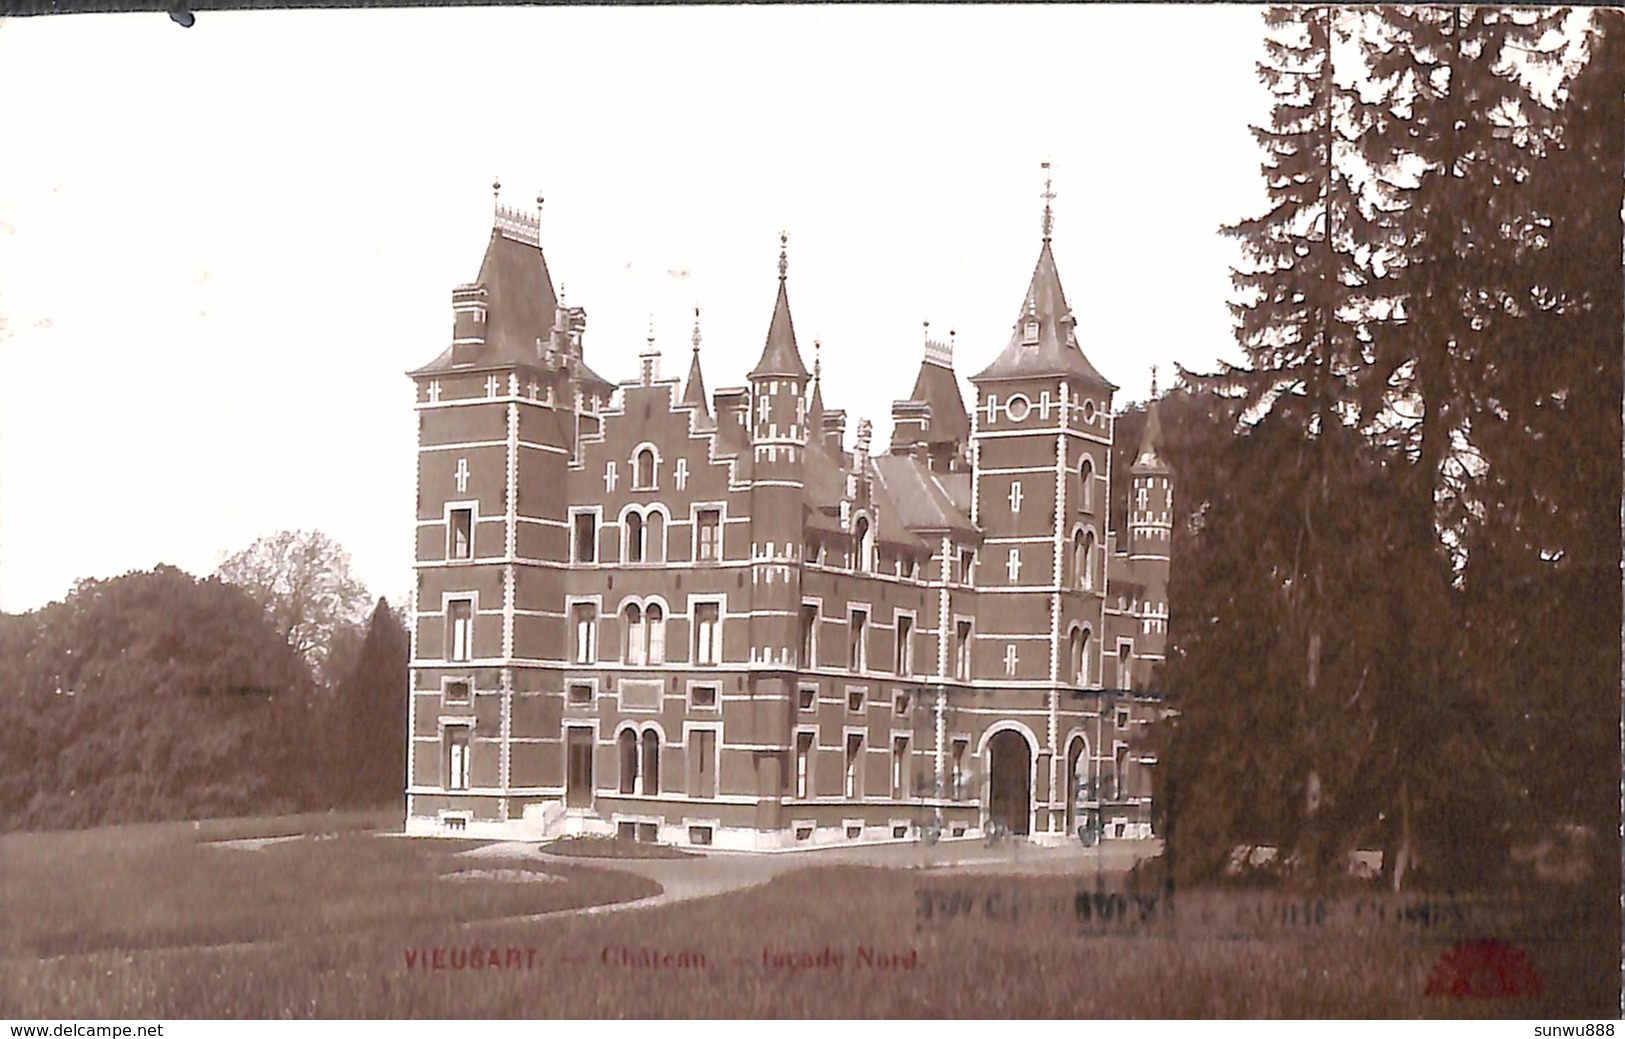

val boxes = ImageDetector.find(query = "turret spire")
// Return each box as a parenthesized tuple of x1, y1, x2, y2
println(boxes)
(683, 306, 712, 425)
(749, 231, 809, 379)
(1040, 161, 1055, 242)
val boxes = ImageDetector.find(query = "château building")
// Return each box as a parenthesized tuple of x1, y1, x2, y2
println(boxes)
(405, 184, 1173, 848)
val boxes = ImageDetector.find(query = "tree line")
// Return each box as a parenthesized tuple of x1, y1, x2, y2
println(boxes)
(0, 532, 407, 832)
(1153, 6, 1621, 893)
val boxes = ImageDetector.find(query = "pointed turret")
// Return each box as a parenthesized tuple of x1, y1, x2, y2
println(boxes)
(971, 238, 1112, 387)
(684, 307, 714, 429)
(1129, 369, 1173, 559)
(808, 338, 825, 432)
(748, 233, 810, 379)
(1133, 399, 1169, 475)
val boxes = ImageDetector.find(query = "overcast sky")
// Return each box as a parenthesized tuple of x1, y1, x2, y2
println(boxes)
(0, 4, 1271, 614)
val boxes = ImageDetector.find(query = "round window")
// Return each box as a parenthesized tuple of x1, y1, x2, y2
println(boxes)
(1006, 395, 1032, 422)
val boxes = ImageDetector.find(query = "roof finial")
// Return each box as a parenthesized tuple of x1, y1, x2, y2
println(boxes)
(1040, 161, 1055, 241)
(1150, 364, 1159, 398)
(778, 231, 789, 282)
(692, 306, 703, 354)
(647, 315, 656, 349)
(536, 192, 544, 219)
(923, 318, 930, 343)
(493, 176, 502, 212)
(814, 339, 822, 384)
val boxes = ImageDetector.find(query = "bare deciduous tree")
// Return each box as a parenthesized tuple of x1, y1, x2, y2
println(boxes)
(217, 530, 371, 674)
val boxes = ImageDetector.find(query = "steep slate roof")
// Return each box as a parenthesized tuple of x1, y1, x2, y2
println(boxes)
(683, 349, 713, 429)
(413, 227, 558, 374)
(909, 354, 971, 446)
(1133, 399, 1169, 473)
(870, 455, 978, 537)
(749, 275, 810, 380)
(972, 239, 1114, 389)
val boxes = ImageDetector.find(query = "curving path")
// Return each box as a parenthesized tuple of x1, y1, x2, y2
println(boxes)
(457, 838, 1161, 920)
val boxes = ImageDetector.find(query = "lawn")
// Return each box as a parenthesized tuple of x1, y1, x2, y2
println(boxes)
(1, 813, 1616, 1018)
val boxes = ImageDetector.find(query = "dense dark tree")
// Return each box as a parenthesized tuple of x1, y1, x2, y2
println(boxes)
(1453, 9, 1624, 892)
(327, 597, 410, 808)
(0, 567, 318, 831)
(1164, 5, 1612, 892)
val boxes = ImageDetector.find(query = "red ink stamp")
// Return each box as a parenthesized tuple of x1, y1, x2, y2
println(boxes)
(1424, 938, 1544, 999)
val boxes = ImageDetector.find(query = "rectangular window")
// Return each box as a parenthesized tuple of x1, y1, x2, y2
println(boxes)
(891, 736, 910, 799)
(696, 508, 721, 562)
(799, 603, 819, 668)
(894, 614, 914, 675)
(691, 729, 716, 798)
(446, 599, 473, 662)
(1117, 706, 1131, 730)
(1117, 641, 1134, 690)
(951, 737, 970, 800)
(449, 508, 473, 560)
(567, 682, 594, 707)
(957, 549, 975, 584)
(798, 685, 817, 711)
(445, 727, 471, 791)
(844, 733, 864, 798)
(572, 603, 598, 664)
(847, 687, 865, 713)
(573, 512, 598, 564)
(849, 608, 869, 672)
(954, 620, 972, 680)
(690, 684, 718, 709)
(693, 602, 721, 665)
(795, 731, 814, 799)
(893, 690, 911, 717)
(444, 678, 471, 705)
(1115, 747, 1129, 800)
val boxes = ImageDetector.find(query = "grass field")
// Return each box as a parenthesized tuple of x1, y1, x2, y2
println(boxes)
(1, 811, 1616, 1018)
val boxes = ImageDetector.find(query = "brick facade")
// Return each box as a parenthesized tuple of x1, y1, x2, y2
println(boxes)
(404, 201, 1172, 849)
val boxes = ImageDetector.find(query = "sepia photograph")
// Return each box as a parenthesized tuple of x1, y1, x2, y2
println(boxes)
(0, 2, 1619, 1023)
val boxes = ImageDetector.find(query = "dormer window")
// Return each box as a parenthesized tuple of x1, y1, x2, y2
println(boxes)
(1023, 320, 1040, 345)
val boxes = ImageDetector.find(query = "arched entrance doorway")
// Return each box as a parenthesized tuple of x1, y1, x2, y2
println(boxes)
(986, 729, 1031, 835)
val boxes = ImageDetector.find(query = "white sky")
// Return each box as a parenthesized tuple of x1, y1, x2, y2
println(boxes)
(0, 4, 1268, 615)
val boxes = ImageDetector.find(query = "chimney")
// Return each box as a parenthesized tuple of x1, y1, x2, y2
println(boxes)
(853, 418, 873, 473)
(890, 400, 932, 455)
(821, 408, 847, 458)
(450, 283, 487, 365)
(714, 386, 749, 439)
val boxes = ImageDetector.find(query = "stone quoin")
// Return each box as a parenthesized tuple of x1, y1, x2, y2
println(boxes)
(405, 176, 1173, 849)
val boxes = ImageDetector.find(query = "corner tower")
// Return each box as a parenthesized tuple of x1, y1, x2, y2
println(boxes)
(968, 167, 1117, 837)
(744, 233, 811, 832)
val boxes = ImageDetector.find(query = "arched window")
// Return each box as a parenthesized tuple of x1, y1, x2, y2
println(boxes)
(1080, 457, 1095, 513)
(1070, 627, 1092, 685)
(640, 730, 660, 795)
(1082, 531, 1096, 592)
(646, 603, 665, 664)
(853, 515, 874, 572)
(624, 603, 645, 666)
(634, 447, 656, 489)
(625, 511, 645, 563)
(618, 729, 638, 794)
(1071, 530, 1087, 588)
(645, 511, 665, 564)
